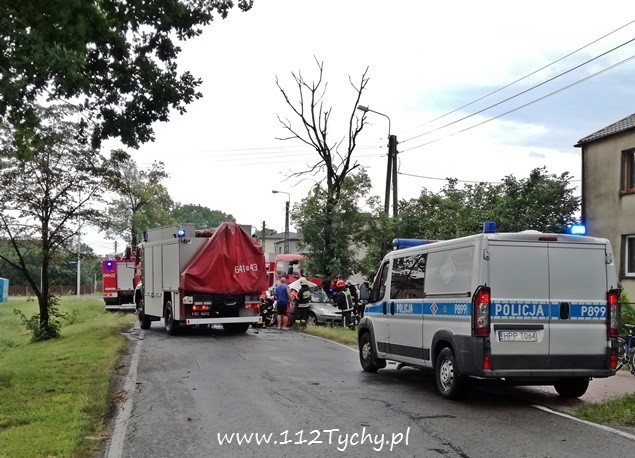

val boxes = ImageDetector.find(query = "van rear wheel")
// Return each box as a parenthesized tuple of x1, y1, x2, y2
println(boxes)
(554, 378, 589, 398)
(435, 347, 466, 400)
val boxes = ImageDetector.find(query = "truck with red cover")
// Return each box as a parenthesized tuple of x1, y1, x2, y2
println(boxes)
(134, 222, 267, 334)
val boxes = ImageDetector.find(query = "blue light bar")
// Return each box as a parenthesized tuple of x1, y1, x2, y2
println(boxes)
(392, 238, 437, 250)
(483, 221, 497, 233)
(105, 260, 114, 269)
(570, 224, 586, 235)
(176, 228, 186, 238)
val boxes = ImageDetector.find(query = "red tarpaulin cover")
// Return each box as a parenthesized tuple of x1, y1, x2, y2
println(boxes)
(180, 223, 268, 294)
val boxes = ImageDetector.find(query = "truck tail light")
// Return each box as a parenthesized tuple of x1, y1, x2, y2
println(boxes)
(245, 302, 260, 314)
(472, 286, 491, 337)
(607, 289, 620, 338)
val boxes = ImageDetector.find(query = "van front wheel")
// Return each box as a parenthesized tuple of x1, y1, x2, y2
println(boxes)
(359, 332, 386, 372)
(435, 347, 465, 400)
(554, 378, 589, 398)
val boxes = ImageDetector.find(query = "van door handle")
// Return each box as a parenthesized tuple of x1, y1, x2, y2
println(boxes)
(559, 302, 570, 320)
(382, 302, 387, 315)
(390, 302, 395, 315)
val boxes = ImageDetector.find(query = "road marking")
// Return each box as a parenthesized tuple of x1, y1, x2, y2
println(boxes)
(531, 404, 635, 441)
(107, 327, 145, 458)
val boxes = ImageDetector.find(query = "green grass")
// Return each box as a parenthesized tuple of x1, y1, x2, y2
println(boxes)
(0, 297, 136, 457)
(295, 322, 358, 346)
(576, 393, 635, 426)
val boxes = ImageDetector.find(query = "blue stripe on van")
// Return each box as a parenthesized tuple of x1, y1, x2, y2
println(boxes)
(365, 300, 607, 320)
(365, 300, 471, 318)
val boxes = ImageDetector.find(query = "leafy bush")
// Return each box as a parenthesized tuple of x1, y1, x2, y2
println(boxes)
(620, 290, 635, 333)
(13, 295, 65, 341)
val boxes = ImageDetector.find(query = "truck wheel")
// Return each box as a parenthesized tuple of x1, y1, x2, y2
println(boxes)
(138, 308, 151, 330)
(223, 323, 249, 334)
(359, 332, 386, 372)
(164, 302, 179, 336)
(554, 378, 589, 398)
(435, 347, 466, 400)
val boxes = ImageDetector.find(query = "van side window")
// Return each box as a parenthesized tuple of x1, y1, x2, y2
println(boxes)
(390, 254, 426, 299)
(371, 261, 390, 302)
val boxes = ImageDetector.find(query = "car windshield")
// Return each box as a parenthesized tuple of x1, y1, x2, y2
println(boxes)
(310, 287, 329, 302)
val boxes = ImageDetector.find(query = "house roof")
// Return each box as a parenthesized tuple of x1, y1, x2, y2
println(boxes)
(575, 112, 635, 147)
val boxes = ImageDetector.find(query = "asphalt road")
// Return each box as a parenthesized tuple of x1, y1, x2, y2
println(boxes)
(103, 325, 635, 457)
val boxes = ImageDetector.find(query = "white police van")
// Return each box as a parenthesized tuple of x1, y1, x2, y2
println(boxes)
(357, 223, 621, 400)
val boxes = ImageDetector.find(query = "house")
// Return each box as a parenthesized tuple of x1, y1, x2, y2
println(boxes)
(575, 113, 635, 301)
(256, 230, 301, 261)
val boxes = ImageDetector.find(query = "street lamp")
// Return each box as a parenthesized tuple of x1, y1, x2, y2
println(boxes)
(357, 104, 398, 217)
(272, 190, 290, 254)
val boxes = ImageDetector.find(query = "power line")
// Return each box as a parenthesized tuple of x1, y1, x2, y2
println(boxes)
(400, 53, 635, 153)
(401, 34, 635, 145)
(403, 19, 635, 135)
(399, 171, 581, 184)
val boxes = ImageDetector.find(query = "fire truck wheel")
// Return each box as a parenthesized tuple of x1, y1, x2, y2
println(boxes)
(164, 302, 180, 336)
(138, 309, 151, 330)
(223, 323, 250, 334)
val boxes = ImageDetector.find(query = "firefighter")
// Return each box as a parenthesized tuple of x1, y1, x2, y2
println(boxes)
(295, 277, 312, 326)
(347, 281, 359, 321)
(333, 279, 354, 328)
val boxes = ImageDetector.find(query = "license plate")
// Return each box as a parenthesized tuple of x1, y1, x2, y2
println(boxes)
(498, 330, 538, 342)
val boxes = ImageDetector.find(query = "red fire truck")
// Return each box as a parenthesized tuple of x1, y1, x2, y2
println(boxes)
(102, 248, 136, 311)
(134, 222, 268, 335)
(273, 253, 323, 286)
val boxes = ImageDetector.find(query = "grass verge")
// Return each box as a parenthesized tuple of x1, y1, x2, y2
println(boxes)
(0, 296, 136, 457)
(295, 323, 358, 347)
(575, 392, 635, 426)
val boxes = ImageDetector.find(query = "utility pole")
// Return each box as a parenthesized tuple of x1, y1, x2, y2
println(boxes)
(284, 200, 290, 254)
(390, 134, 398, 218)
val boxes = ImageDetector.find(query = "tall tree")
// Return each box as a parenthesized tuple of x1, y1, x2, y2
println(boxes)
(0, 105, 118, 339)
(171, 203, 234, 228)
(291, 169, 373, 281)
(0, 0, 254, 148)
(276, 59, 370, 280)
(104, 152, 175, 246)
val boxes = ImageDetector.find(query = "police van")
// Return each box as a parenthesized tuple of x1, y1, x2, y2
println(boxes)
(357, 223, 621, 400)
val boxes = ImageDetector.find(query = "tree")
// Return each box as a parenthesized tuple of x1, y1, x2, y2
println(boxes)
(0, 0, 254, 148)
(104, 152, 175, 246)
(171, 203, 234, 228)
(291, 169, 373, 281)
(359, 167, 580, 278)
(0, 105, 118, 340)
(276, 59, 370, 280)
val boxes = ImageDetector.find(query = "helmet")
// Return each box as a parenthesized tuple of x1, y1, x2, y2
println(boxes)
(336, 280, 346, 288)
(299, 277, 308, 286)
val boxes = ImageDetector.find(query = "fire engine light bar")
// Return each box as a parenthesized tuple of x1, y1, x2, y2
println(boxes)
(105, 260, 114, 269)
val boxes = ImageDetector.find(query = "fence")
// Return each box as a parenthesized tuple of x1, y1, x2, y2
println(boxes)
(8, 285, 99, 296)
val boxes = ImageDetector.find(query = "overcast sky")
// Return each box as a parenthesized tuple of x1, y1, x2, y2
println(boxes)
(90, 0, 635, 255)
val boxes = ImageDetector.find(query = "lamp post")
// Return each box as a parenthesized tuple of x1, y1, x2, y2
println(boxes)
(272, 190, 290, 254)
(357, 104, 398, 217)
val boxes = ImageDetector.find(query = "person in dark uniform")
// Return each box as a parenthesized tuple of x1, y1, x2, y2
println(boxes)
(295, 277, 312, 326)
(333, 280, 354, 328)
